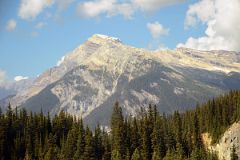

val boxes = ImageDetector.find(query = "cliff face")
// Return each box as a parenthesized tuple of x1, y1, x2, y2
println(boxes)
(203, 122, 240, 160)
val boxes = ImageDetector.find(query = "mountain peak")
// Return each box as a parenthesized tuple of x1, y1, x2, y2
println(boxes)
(88, 34, 122, 44)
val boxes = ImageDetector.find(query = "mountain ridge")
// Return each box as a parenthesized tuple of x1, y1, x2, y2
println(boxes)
(1, 34, 240, 127)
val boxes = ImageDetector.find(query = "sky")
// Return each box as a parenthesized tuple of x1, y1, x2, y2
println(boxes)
(0, 0, 240, 82)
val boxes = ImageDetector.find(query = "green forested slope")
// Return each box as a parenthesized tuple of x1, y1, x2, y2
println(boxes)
(0, 90, 240, 160)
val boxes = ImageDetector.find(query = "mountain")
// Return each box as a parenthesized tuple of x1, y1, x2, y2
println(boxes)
(0, 78, 34, 108)
(2, 34, 240, 127)
(0, 87, 15, 100)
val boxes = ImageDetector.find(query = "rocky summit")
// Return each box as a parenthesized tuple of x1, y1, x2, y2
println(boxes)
(1, 34, 240, 128)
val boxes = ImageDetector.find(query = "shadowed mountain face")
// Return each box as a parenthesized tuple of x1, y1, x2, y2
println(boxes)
(0, 78, 34, 110)
(2, 34, 240, 128)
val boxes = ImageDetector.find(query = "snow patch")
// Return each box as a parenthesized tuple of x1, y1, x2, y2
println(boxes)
(57, 56, 65, 66)
(95, 34, 121, 42)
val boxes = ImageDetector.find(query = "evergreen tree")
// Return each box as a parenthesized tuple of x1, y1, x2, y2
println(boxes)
(102, 131, 111, 160)
(44, 134, 58, 160)
(163, 149, 175, 160)
(83, 127, 95, 160)
(141, 116, 152, 160)
(111, 149, 121, 160)
(190, 148, 201, 160)
(24, 152, 32, 160)
(173, 111, 182, 144)
(192, 113, 201, 148)
(152, 151, 161, 160)
(94, 124, 103, 160)
(175, 142, 184, 160)
(74, 119, 85, 160)
(111, 102, 125, 159)
(130, 118, 140, 154)
(151, 117, 166, 159)
(63, 125, 78, 159)
(125, 149, 131, 160)
(131, 148, 142, 160)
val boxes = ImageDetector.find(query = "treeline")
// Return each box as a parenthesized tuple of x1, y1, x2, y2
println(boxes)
(0, 90, 240, 160)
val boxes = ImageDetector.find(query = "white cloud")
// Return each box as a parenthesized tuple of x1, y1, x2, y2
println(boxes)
(76, 0, 135, 19)
(14, 76, 29, 82)
(179, 0, 240, 51)
(17, 0, 185, 21)
(77, 0, 115, 18)
(76, 0, 184, 19)
(6, 19, 17, 32)
(147, 21, 169, 39)
(0, 69, 6, 86)
(18, 0, 54, 20)
(132, 0, 185, 11)
(184, 0, 215, 29)
(35, 22, 47, 29)
(109, 3, 135, 19)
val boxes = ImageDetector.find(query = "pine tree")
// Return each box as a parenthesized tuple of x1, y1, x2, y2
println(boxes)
(102, 131, 111, 160)
(131, 148, 142, 160)
(175, 142, 184, 160)
(192, 113, 201, 148)
(111, 102, 125, 159)
(125, 149, 131, 160)
(0, 117, 8, 160)
(152, 151, 161, 160)
(163, 149, 175, 160)
(111, 149, 121, 160)
(141, 116, 152, 160)
(63, 125, 78, 159)
(24, 152, 32, 160)
(44, 134, 58, 160)
(83, 127, 95, 160)
(74, 119, 85, 160)
(124, 118, 131, 156)
(130, 118, 140, 154)
(151, 117, 166, 159)
(173, 111, 182, 144)
(94, 124, 103, 160)
(190, 148, 201, 160)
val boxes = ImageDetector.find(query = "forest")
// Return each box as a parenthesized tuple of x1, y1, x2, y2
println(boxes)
(0, 90, 240, 160)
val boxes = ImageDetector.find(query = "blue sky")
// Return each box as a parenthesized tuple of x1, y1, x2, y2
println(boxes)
(0, 0, 239, 81)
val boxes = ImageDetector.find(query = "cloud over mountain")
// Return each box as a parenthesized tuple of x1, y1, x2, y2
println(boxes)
(178, 0, 240, 51)
(147, 21, 169, 39)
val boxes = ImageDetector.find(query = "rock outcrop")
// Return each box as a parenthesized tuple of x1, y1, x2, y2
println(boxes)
(203, 122, 240, 160)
